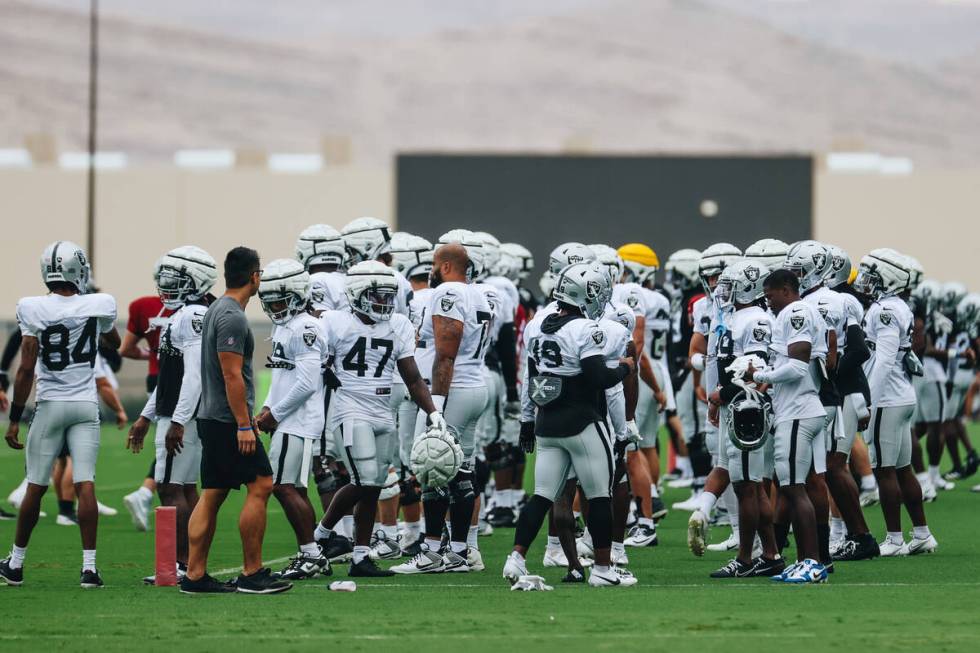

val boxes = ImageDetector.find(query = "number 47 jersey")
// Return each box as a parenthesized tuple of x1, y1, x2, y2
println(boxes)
(16, 293, 117, 403)
(414, 282, 493, 389)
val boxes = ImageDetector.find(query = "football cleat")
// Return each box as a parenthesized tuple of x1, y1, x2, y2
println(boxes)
(779, 559, 827, 584)
(486, 505, 517, 528)
(878, 539, 909, 557)
(542, 547, 568, 568)
(964, 450, 980, 478)
(710, 558, 755, 579)
(832, 535, 879, 562)
(96, 501, 118, 516)
(907, 534, 938, 555)
(56, 513, 79, 527)
(122, 490, 150, 532)
(502, 552, 528, 584)
(477, 519, 494, 536)
(746, 556, 786, 577)
(368, 531, 402, 560)
(562, 568, 586, 583)
(400, 533, 424, 557)
(771, 561, 801, 582)
(391, 544, 445, 574)
(664, 467, 683, 481)
(859, 487, 879, 507)
(348, 557, 395, 577)
(316, 531, 354, 562)
(921, 481, 937, 503)
(687, 509, 709, 557)
(972, 483, 980, 493)
(650, 497, 668, 521)
(672, 493, 702, 511)
(588, 566, 638, 587)
(277, 551, 330, 580)
(943, 468, 963, 482)
(610, 548, 628, 567)
(467, 548, 485, 572)
(235, 567, 293, 594)
(935, 477, 955, 491)
(0, 558, 24, 586)
(576, 535, 595, 559)
(711, 507, 731, 526)
(80, 568, 105, 589)
(829, 537, 846, 558)
(707, 532, 739, 553)
(442, 550, 470, 573)
(624, 523, 658, 547)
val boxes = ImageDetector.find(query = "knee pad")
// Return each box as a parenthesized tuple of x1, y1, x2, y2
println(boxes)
(398, 465, 422, 505)
(473, 457, 490, 496)
(421, 486, 449, 503)
(448, 464, 475, 504)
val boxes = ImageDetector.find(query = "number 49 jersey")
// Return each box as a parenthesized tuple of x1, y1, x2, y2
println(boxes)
(16, 293, 117, 403)
(322, 309, 416, 429)
(414, 282, 493, 388)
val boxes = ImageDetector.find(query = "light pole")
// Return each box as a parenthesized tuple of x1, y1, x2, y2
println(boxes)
(86, 0, 99, 266)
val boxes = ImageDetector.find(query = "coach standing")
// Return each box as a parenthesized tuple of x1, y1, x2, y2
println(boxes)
(180, 247, 291, 595)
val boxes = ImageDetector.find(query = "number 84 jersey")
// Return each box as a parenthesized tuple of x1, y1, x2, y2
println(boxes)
(414, 282, 493, 389)
(16, 293, 117, 403)
(321, 309, 416, 429)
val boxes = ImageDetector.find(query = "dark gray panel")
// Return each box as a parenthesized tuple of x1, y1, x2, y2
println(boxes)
(396, 154, 812, 284)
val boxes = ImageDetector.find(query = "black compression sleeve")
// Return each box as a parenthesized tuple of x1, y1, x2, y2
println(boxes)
(581, 355, 629, 390)
(837, 324, 871, 378)
(1, 330, 22, 373)
(494, 322, 519, 401)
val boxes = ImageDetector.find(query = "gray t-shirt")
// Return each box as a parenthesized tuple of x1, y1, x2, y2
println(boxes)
(198, 295, 254, 423)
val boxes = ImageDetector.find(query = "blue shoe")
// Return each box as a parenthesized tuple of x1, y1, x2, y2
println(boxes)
(782, 559, 827, 584)
(770, 561, 800, 582)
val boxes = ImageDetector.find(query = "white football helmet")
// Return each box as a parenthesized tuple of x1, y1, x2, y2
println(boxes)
(494, 249, 521, 281)
(854, 248, 911, 299)
(698, 243, 742, 295)
(912, 279, 943, 315)
(940, 282, 968, 314)
(155, 245, 218, 309)
(410, 424, 464, 488)
(40, 241, 90, 293)
(342, 217, 392, 264)
(956, 293, 980, 329)
(390, 232, 434, 280)
(259, 259, 310, 325)
(473, 232, 501, 280)
(553, 261, 610, 320)
(606, 303, 636, 333)
(664, 249, 702, 291)
(539, 271, 557, 299)
(548, 242, 596, 276)
(743, 239, 789, 269)
(588, 244, 624, 287)
(714, 260, 769, 311)
(823, 244, 852, 288)
(437, 228, 484, 282)
(501, 242, 534, 281)
(903, 254, 924, 292)
(345, 260, 398, 321)
(296, 224, 346, 270)
(784, 240, 831, 293)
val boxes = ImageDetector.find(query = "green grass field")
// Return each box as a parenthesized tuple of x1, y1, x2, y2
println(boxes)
(1, 423, 979, 653)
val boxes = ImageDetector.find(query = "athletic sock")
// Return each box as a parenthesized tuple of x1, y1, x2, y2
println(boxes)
(424, 537, 442, 553)
(467, 525, 480, 550)
(638, 517, 654, 529)
(352, 545, 370, 564)
(696, 491, 718, 516)
(677, 456, 692, 477)
(611, 541, 625, 557)
(830, 517, 845, 541)
(887, 531, 905, 545)
(593, 564, 610, 574)
(546, 535, 560, 549)
(300, 542, 320, 557)
(382, 524, 398, 541)
(649, 483, 660, 499)
(314, 524, 333, 541)
(510, 550, 525, 563)
(496, 490, 513, 508)
(450, 541, 467, 555)
(341, 515, 354, 539)
(82, 549, 96, 572)
(860, 475, 876, 491)
(404, 520, 421, 543)
(135, 486, 153, 501)
(9, 545, 26, 569)
(58, 500, 74, 516)
(928, 465, 941, 485)
(912, 525, 932, 539)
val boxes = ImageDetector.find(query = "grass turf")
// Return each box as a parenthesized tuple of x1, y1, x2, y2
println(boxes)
(1, 423, 979, 653)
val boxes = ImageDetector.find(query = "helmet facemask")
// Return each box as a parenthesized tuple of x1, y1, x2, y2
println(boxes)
(260, 288, 305, 325)
(354, 285, 397, 322)
(156, 266, 196, 309)
(853, 265, 883, 299)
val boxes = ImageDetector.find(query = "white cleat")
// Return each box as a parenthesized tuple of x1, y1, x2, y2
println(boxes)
(972, 483, 980, 493)
(390, 544, 446, 574)
(707, 532, 739, 553)
(859, 487, 879, 507)
(467, 548, 485, 571)
(624, 523, 658, 547)
(7, 479, 27, 509)
(56, 513, 78, 526)
(687, 509, 709, 557)
(96, 501, 118, 517)
(122, 491, 150, 532)
(588, 566, 638, 587)
(921, 481, 937, 503)
(672, 494, 702, 512)
(502, 552, 528, 584)
(907, 534, 938, 555)
(667, 477, 694, 489)
(935, 478, 955, 491)
(543, 547, 568, 568)
(368, 531, 402, 560)
(879, 539, 909, 557)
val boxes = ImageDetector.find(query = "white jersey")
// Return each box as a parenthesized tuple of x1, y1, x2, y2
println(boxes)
(837, 291, 865, 351)
(167, 302, 207, 424)
(717, 305, 772, 362)
(323, 310, 416, 429)
(476, 282, 505, 344)
(485, 275, 518, 324)
(803, 286, 844, 359)
(393, 269, 413, 318)
(693, 296, 723, 392)
(265, 312, 328, 439)
(309, 271, 347, 313)
(863, 296, 916, 408)
(414, 282, 493, 388)
(523, 314, 607, 377)
(598, 308, 633, 438)
(692, 295, 713, 338)
(767, 300, 826, 423)
(612, 283, 646, 320)
(641, 287, 672, 361)
(17, 293, 117, 403)
(408, 287, 433, 332)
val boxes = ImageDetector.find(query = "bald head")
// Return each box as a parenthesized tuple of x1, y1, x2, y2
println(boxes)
(432, 242, 470, 284)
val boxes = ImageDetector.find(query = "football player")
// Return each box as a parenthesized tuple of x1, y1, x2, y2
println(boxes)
(254, 260, 331, 580)
(503, 261, 638, 587)
(744, 269, 830, 583)
(315, 261, 444, 577)
(501, 242, 539, 319)
(128, 246, 217, 583)
(854, 250, 937, 555)
(938, 282, 979, 480)
(1, 242, 119, 588)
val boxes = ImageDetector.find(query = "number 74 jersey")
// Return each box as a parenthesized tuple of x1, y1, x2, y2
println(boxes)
(16, 293, 117, 403)
(414, 281, 493, 389)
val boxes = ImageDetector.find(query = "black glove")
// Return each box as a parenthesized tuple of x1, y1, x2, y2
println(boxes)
(519, 421, 536, 454)
(323, 368, 342, 390)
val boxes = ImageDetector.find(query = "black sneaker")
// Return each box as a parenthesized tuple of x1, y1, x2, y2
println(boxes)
(0, 508, 16, 521)
(562, 568, 586, 583)
(650, 497, 668, 521)
(179, 573, 236, 594)
(745, 556, 786, 578)
(80, 568, 104, 589)
(487, 505, 517, 528)
(710, 558, 754, 578)
(348, 557, 395, 577)
(276, 551, 330, 581)
(235, 567, 293, 594)
(0, 558, 24, 586)
(963, 450, 980, 479)
(316, 531, 354, 562)
(833, 535, 880, 562)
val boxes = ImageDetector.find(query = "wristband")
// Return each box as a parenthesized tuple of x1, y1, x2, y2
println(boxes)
(431, 394, 446, 412)
(238, 425, 253, 432)
(9, 403, 25, 423)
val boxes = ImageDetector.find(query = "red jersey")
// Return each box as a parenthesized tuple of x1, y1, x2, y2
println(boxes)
(126, 295, 174, 376)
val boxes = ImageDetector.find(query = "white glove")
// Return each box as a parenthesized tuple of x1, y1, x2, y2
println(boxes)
(510, 575, 553, 592)
(625, 419, 642, 445)
(427, 410, 447, 432)
(725, 354, 767, 384)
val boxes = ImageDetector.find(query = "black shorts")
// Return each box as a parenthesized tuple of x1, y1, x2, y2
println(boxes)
(146, 374, 158, 394)
(198, 419, 272, 490)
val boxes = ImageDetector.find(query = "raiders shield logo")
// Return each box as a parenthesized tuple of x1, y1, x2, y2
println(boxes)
(744, 266, 760, 282)
(752, 326, 769, 342)
(591, 329, 606, 346)
(811, 252, 827, 272)
(191, 317, 203, 334)
(440, 295, 456, 312)
(627, 294, 639, 308)
(586, 280, 602, 299)
(311, 290, 325, 304)
(302, 329, 316, 347)
(790, 315, 805, 330)
(879, 311, 892, 325)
